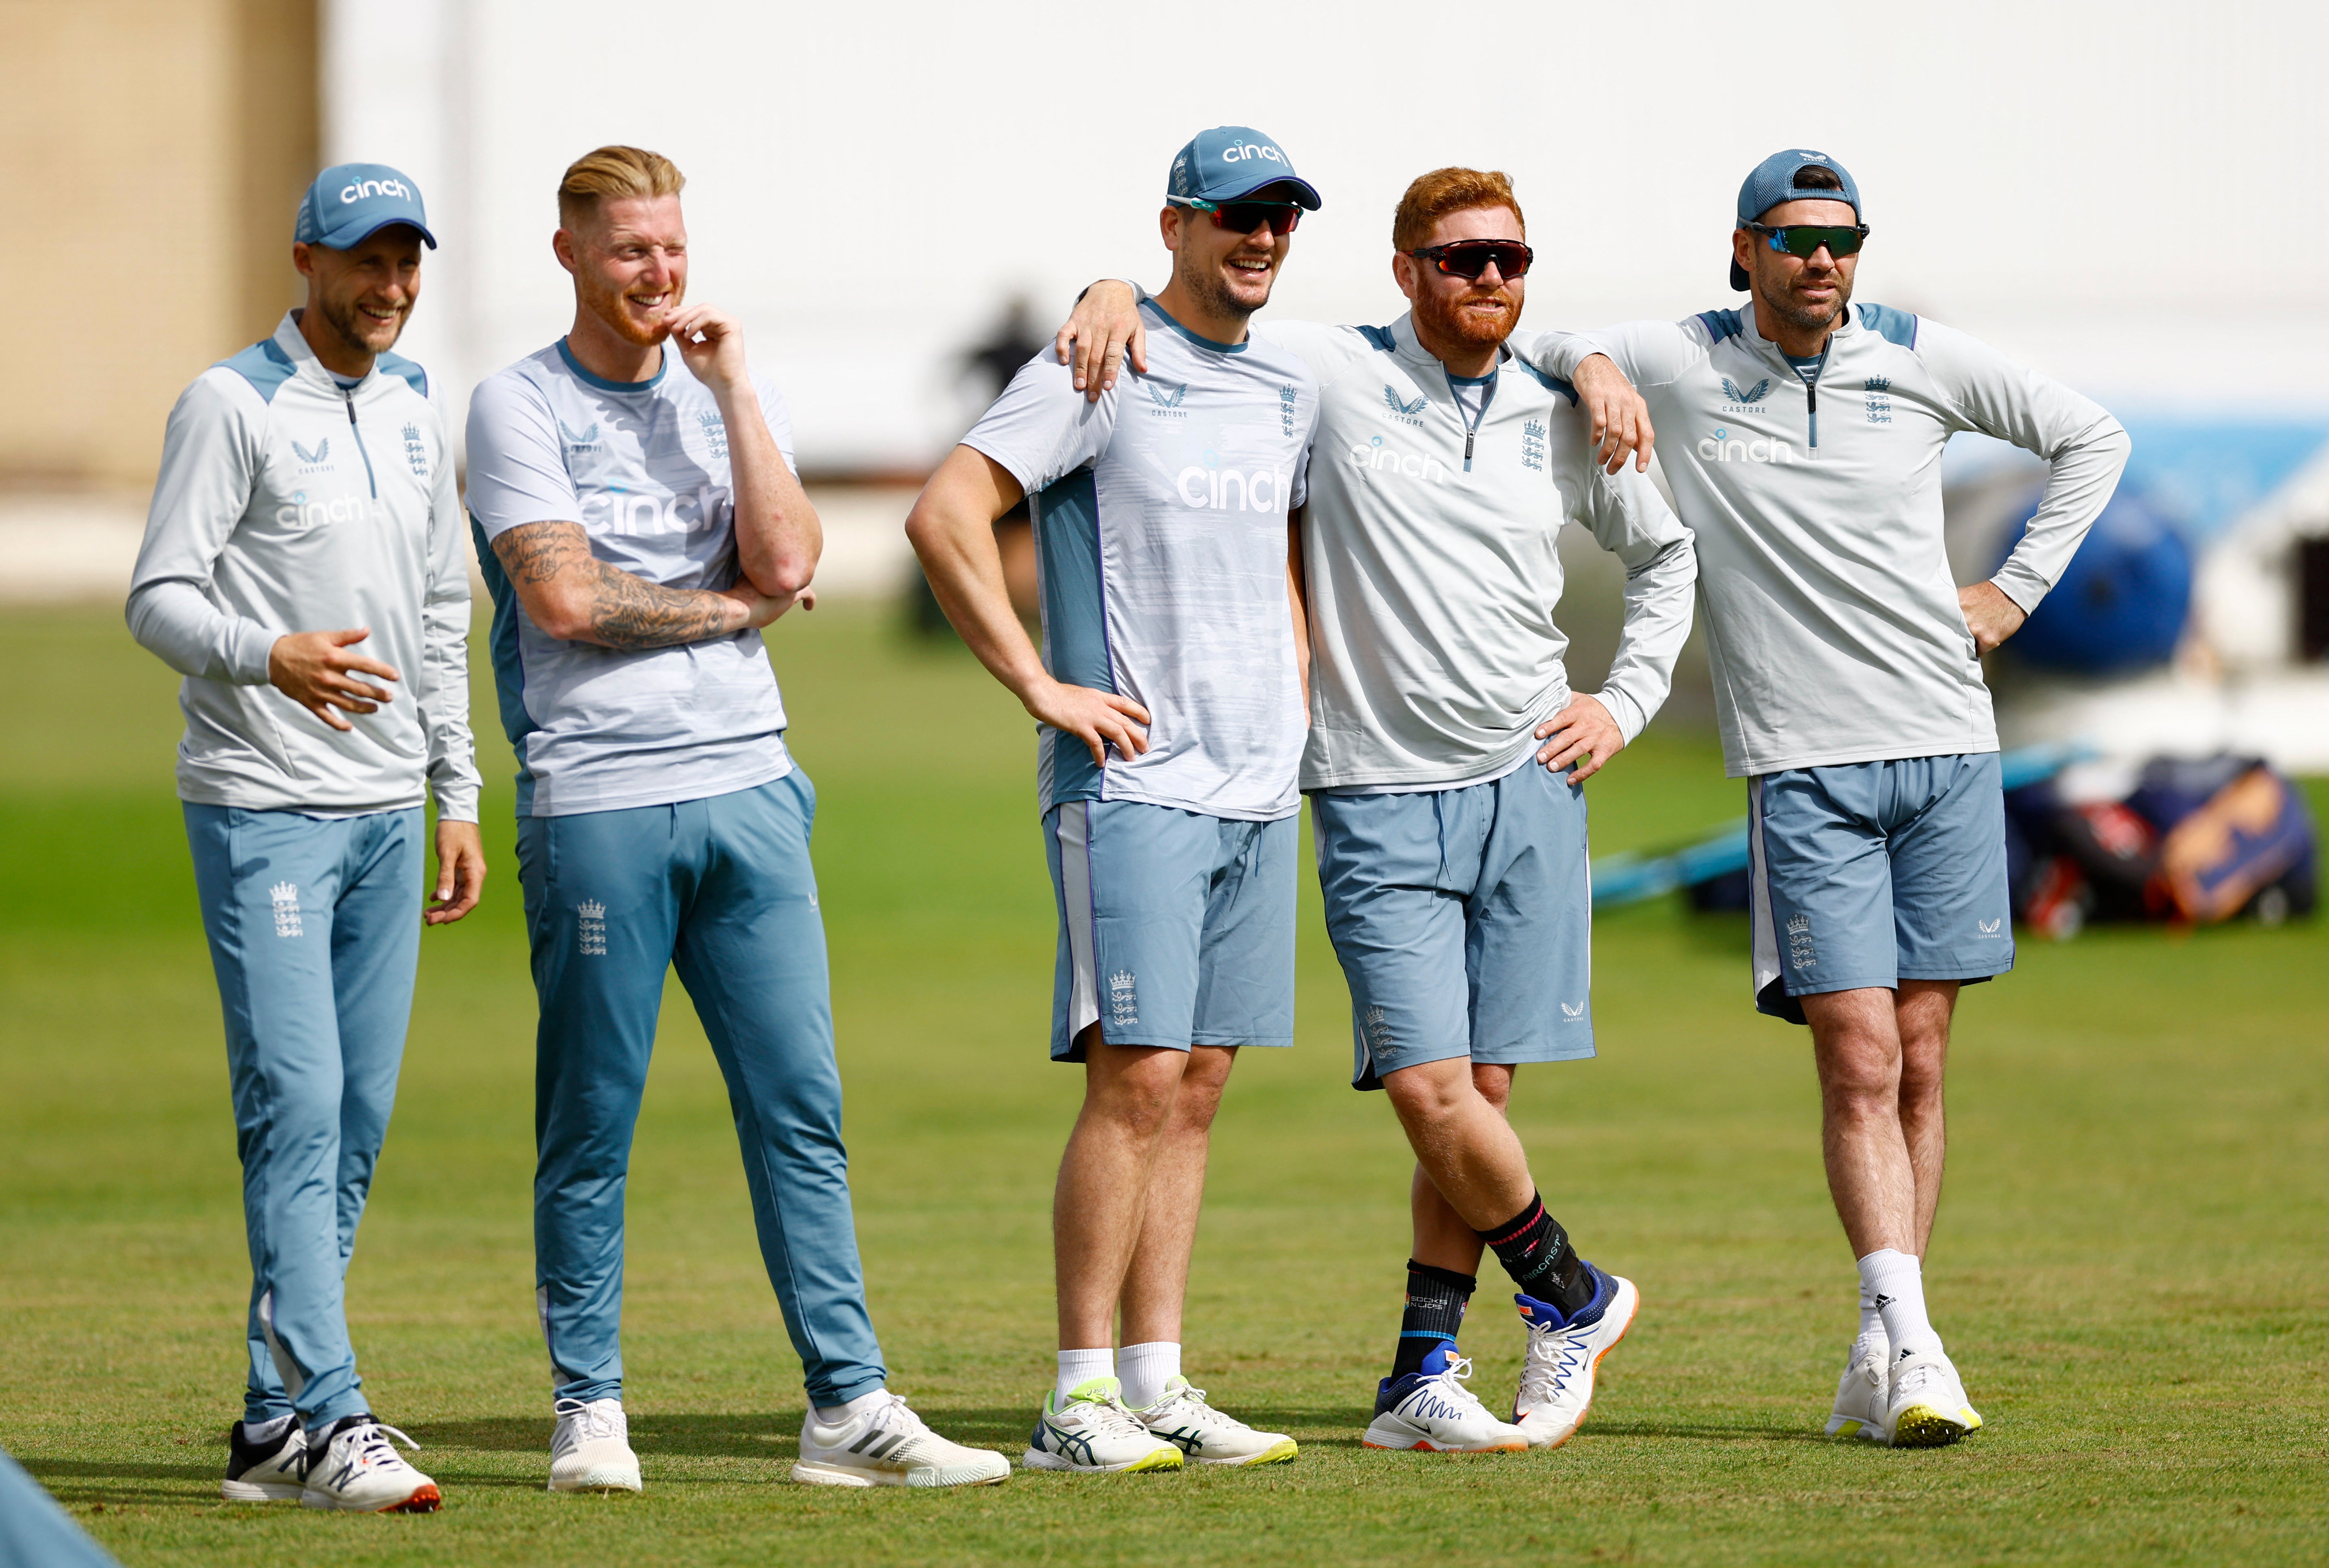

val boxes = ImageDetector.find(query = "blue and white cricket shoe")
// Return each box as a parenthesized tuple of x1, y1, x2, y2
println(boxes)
(1363, 1342, 1530, 1453)
(1510, 1262, 1639, 1449)
(1023, 1377, 1183, 1473)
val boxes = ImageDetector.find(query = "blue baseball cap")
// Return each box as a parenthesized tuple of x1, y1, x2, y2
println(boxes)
(1165, 126, 1322, 212)
(295, 162, 437, 251)
(1729, 149, 1859, 290)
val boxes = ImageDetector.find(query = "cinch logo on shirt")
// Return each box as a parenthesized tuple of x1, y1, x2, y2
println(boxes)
(1696, 426, 1796, 465)
(274, 489, 390, 530)
(591, 488, 711, 536)
(1346, 433, 1447, 484)
(1174, 461, 1293, 512)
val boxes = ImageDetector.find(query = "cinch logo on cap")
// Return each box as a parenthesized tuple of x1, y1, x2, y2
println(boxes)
(339, 176, 413, 205)
(1220, 141, 1285, 164)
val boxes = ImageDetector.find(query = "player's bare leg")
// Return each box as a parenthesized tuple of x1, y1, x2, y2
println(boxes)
(1806, 981, 1977, 1444)
(1118, 1044, 1236, 1347)
(1054, 1033, 1198, 1349)
(1404, 1063, 1513, 1275)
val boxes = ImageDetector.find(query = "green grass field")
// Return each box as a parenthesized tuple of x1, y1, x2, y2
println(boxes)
(2, 601, 2324, 1566)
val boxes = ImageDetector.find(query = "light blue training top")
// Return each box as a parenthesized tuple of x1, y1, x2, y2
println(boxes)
(963, 300, 1320, 823)
(465, 340, 798, 817)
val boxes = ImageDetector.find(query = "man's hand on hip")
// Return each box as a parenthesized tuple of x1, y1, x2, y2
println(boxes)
(1571, 353, 1655, 475)
(427, 819, 486, 925)
(1023, 676, 1151, 769)
(1959, 581, 2027, 655)
(269, 628, 400, 730)
(1536, 694, 1625, 782)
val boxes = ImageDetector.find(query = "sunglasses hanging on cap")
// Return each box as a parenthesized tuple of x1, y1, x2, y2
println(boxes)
(1744, 222, 1870, 260)
(1406, 239, 1534, 281)
(1173, 196, 1303, 236)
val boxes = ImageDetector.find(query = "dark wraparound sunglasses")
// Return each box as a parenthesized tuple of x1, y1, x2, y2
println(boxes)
(1407, 239, 1534, 280)
(1171, 196, 1303, 236)
(1744, 222, 1870, 260)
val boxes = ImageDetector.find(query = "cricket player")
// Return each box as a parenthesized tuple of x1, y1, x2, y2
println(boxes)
(1522, 149, 2130, 1445)
(1058, 167, 1695, 1452)
(127, 163, 481, 1513)
(465, 145, 1006, 1492)
(904, 126, 1323, 1473)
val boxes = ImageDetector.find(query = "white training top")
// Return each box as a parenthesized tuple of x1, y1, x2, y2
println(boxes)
(127, 312, 480, 820)
(1261, 316, 1698, 793)
(1525, 303, 2130, 777)
(963, 299, 1321, 822)
(464, 340, 798, 817)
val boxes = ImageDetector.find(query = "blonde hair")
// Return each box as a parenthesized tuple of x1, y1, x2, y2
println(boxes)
(1392, 167, 1524, 252)
(557, 145, 685, 230)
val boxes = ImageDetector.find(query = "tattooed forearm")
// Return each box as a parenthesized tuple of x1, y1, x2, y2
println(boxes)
(585, 567, 738, 650)
(491, 520, 741, 651)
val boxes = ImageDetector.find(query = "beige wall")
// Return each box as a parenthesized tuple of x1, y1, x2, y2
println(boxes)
(0, 0, 316, 492)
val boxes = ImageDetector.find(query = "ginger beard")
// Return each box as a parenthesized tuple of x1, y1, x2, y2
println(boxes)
(1412, 267, 1521, 353)
(577, 246, 685, 347)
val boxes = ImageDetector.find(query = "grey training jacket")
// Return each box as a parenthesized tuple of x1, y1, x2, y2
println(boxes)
(1525, 303, 2130, 778)
(126, 312, 480, 820)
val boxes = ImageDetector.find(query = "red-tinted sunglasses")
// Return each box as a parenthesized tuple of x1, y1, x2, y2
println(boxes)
(1408, 239, 1534, 280)
(1172, 196, 1303, 237)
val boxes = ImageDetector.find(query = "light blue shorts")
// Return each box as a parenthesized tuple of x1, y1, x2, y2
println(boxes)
(1042, 798, 1298, 1060)
(1749, 752, 2014, 1024)
(1312, 760, 1595, 1091)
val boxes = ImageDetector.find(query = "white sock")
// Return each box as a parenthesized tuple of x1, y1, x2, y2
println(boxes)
(1857, 1249, 1940, 1362)
(1118, 1341, 1181, 1409)
(1856, 1284, 1887, 1352)
(242, 1415, 295, 1445)
(1056, 1347, 1114, 1406)
(813, 1388, 887, 1425)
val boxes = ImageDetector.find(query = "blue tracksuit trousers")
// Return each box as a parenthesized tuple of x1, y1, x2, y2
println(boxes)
(517, 771, 886, 1408)
(184, 803, 422, 1434)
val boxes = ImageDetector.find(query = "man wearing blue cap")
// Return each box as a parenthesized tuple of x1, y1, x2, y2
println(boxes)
(906, 126, 1322, 1473)
(128, 163, 481, 1512)
(1519, 149, 2131, 1446)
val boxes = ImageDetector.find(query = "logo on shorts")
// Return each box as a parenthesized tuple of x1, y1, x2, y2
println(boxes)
(1561, 1001, 1585, 1020)
(1978, 917, 2002, 936)
(1785, 912, 1817, 971)
(1364, 1004, 1395, 1054)
(269, 881, 302, 938)
(577, 900, 607, 957)
(1107, 970, 1139, 1028)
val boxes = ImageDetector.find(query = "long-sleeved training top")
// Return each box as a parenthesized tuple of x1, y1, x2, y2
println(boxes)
(127, 311, 480, 820)
(1523, 302, 2130, 778)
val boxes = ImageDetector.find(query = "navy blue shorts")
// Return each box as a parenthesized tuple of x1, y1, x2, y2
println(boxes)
(1748, 752, 2014, 1024)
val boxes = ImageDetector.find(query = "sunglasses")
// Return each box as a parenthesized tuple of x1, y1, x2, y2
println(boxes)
(1172, 197, 1303, 236)
(1744, 222, 1870, 260)
(1407, 239, 1534, 280)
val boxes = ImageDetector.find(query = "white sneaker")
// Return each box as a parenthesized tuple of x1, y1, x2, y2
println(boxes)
(1023, 1376, 1184, 1473)
(1363, 1343, 1530, 1453)
(1824, 1339, 1891, 1443)
(1131, 1377, 1297, 1466)
(1887, 1350, 1980, 1447)
(549, 1397, 642, 1492)
(793, 1390, 1010, 1488)
(298, 1415, 441, 1512)
(221, 1419, 306, 1501)
(1510, 1265, 1640, 1449)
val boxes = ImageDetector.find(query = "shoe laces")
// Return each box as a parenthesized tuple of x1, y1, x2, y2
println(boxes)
(1893, 1354, 1952, 1399)
(856, 1390, 933, 1442)
(1146, 1384, 1247, 1432)
(1517, 1325, 1589, 1408)
(329, 1420, 419, 1474)
(1061, 1387, 1152, 1440)
(1417, 1354, 1497, 1417)
(554, 1397, 624, 1444)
